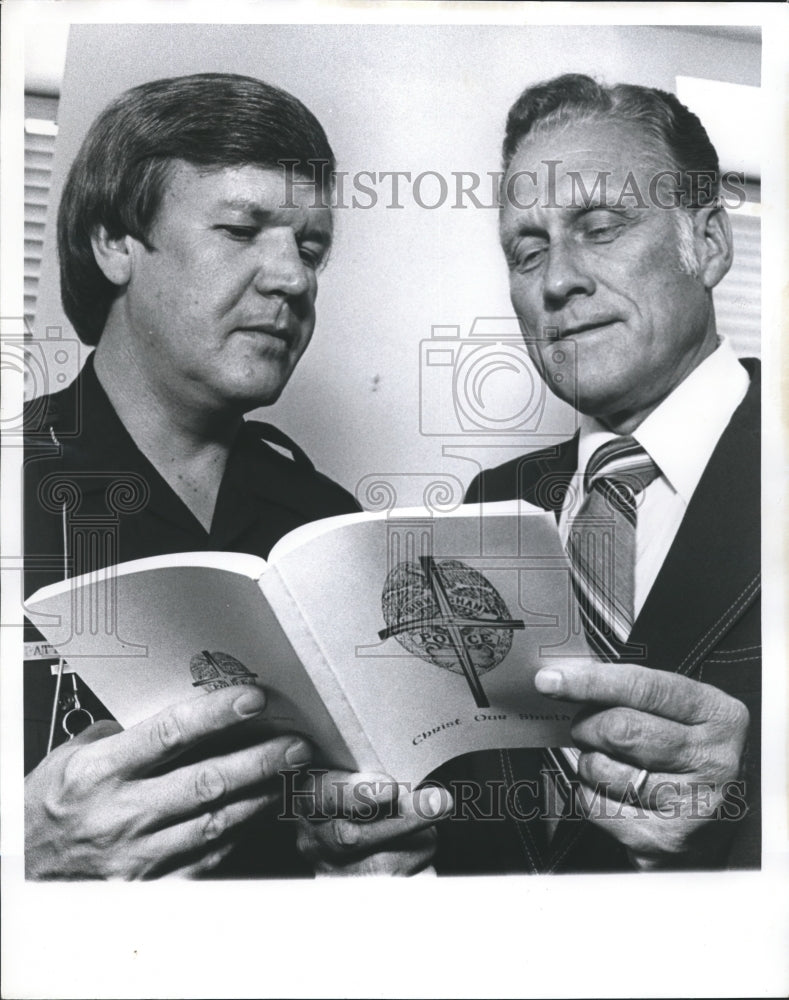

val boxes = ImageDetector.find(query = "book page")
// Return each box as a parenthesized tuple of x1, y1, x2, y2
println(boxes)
(271, 504, 590, 784)
(25, 558, 358, 769)
(267, 498, 526, 564)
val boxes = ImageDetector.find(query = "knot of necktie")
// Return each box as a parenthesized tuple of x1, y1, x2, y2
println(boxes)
(584, 436, 660, 517)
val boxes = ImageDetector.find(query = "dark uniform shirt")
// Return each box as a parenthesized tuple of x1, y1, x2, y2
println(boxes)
(24, 355, 360, 876)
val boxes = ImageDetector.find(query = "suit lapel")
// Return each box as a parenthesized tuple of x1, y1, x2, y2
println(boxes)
(518, 436, 579, 517)
(520, 363, 759, 872)
(628, 363, 760, 676)
(518, 368, 760, 678)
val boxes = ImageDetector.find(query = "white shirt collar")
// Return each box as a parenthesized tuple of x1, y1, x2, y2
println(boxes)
(576, 339, 749, 504)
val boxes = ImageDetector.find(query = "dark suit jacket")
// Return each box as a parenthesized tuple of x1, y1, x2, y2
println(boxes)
(431, 359, 760, 874)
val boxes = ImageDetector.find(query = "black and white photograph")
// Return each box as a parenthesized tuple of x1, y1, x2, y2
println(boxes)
(1, 3, 787, 998)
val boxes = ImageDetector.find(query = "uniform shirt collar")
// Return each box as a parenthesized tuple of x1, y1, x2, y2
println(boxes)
(54, 355, 354, 544)
(577, 339, 750, 503)
(45, 355, 288, 539)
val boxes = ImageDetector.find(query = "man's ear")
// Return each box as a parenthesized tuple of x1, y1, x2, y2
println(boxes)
(90, 226, 135, 287)
(693, 203, 733, 290)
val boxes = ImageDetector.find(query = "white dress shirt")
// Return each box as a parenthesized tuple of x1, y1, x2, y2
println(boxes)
(558, 339, 749, 619)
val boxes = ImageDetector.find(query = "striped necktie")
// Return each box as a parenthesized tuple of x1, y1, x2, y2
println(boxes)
(540, 437, 661, 835)
(566, 436, 660, 659)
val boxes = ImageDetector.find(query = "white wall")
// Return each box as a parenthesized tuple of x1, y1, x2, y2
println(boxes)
(33, 24, 761, 506)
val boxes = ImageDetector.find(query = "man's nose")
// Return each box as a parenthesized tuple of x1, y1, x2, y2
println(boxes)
(542, 242, 595, 305)
(253, 230, 310, 298)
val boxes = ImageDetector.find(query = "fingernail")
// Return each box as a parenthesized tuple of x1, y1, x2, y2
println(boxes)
(535, 668, 563, 695)
(425, 787, 445, 818)
(285, 739, 311, 766)
(233, 688, 266, 717)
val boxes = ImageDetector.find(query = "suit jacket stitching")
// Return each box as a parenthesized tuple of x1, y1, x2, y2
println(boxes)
(704, 655, 762, 665)
(677, 574, 760, 674)
(498, 749, 542, 872)
(545, 821, 588, 873)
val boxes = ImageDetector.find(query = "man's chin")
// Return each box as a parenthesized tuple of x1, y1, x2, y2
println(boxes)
(544, 377, 631, 426)
(240, 387, 288, 413)
(217, 378, 290, 415)
(573, 390, 657, 433)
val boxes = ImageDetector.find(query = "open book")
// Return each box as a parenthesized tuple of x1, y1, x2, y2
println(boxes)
(25, 500, 590, 784)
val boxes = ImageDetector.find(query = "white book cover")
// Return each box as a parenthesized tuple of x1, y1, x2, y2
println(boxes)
(26, 501, 589, 783)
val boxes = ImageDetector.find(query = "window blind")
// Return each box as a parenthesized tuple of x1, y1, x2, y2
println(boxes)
(714, 189, 761, 357)
(24, 94, 59, 330)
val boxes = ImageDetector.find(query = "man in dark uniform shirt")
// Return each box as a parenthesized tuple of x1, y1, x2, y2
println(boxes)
(25, 356, 358, 776)
(23, 73, 363, 879)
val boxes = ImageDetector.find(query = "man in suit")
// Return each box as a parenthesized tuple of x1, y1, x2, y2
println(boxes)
(299, 74, 759, 874)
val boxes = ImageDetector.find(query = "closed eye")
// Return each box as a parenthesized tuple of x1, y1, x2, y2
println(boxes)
(578, 208, 631, 243)
(299, 243, 329, 270)
(216, 224, 257, 240)
(506, 245, 547, 273)
(584, 223, 624, 242)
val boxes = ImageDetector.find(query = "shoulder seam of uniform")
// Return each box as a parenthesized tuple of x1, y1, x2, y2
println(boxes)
(245, 420, 315, 469)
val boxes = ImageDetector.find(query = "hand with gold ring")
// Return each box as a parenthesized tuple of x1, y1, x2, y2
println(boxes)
(535, 659, 751, 870)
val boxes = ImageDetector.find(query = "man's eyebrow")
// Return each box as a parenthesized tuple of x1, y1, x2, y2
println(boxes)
(500, 221, 548, 246)
(571, 201, 642, 219)
(215, 198, 274, 217)
(503, 206, 637, 239)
